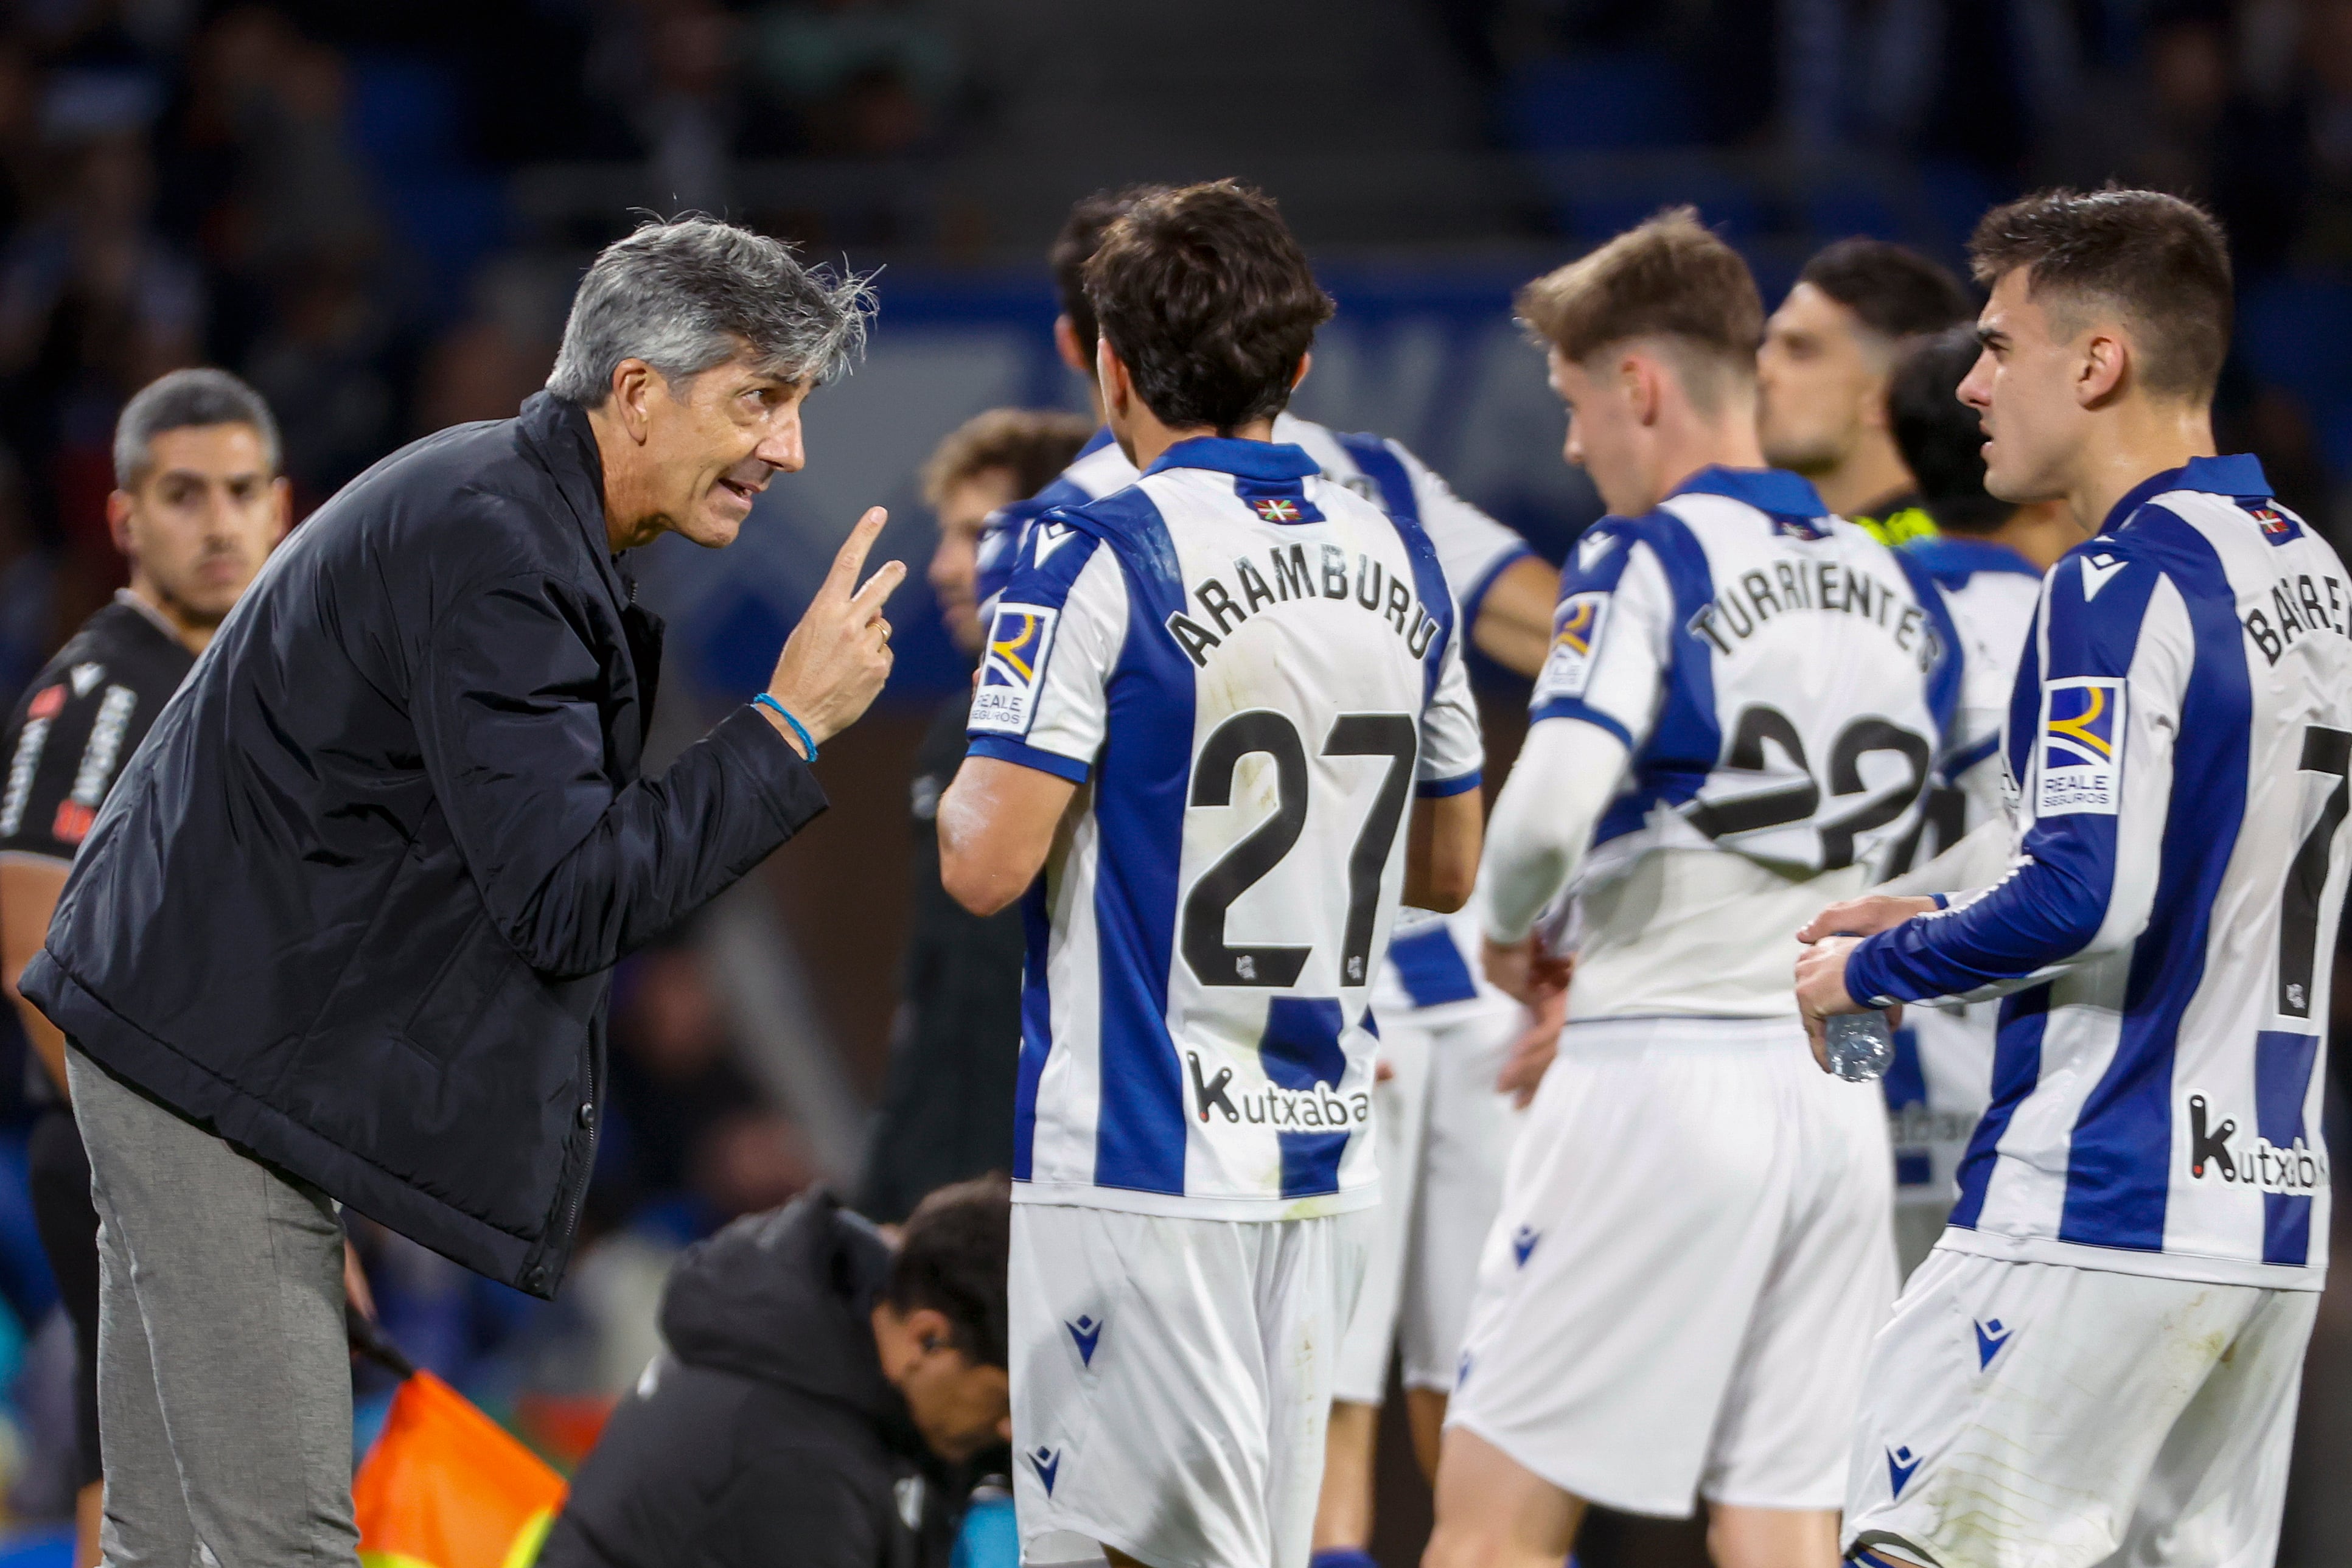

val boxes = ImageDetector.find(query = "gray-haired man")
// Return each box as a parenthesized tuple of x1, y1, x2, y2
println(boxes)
(20, 218, 903, 1567)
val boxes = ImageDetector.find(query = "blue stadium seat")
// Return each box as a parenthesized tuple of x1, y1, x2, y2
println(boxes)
(1504, 54, 1697, 153)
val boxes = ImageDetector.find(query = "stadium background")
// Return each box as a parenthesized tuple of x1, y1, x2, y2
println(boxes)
(0, 1, 2341, 1563)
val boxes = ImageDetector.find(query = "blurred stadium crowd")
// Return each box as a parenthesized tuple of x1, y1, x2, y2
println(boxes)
(0, 0, 2339, 1554)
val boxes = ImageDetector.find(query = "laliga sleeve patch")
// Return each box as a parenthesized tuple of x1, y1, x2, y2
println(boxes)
(969, 603, 1060, 735)
(2036, 677, 2125, 815)
(1532, 592, 1608, 703)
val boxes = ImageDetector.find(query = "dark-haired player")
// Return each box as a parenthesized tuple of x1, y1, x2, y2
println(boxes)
(1428, 212, 1956, 1568)
(1871, 327, 2088, 1275)
(1019, 188, 1552, 1567)
(0, 369, 287, 1567)
(1758, 239, 1976, 545)
(1799, 188, 2350, 1568)
(937, 181, 1485, 1568)
(540, 1177, 1015, 1568)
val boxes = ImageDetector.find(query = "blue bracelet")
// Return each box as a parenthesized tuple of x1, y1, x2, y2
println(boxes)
(753, 694, 817, 762)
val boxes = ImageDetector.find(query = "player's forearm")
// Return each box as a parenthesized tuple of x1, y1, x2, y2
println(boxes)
(1848, 841, 2151, 1005)
(1468, 556, 1559, 680)
(937, 755, 1075, 916)
(1403, 792, 1482, 912)
(0, 859, 69, 1096)
(1479, 718, 1628, 943)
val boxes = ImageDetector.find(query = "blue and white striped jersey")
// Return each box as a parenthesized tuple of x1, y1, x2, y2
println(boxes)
(988, 417, 1531, 1028)
(1002, 417, 1537, 628)
(1848, 456, 2351, 1289)
(1531, 467, 1959, 1018)
(1882, 537, 2044, 1204)
(972, 437, 1484, 1219)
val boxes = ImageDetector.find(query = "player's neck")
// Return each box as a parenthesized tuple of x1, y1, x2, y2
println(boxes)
(1649, 406, 1767, 510)
(1114, 409, 1279, 473)
(1983, 500, 2092, 571)
(125, 573, 215, 656)
(2064, 400, 2218, 535)
(1812, 436, 1914, 518)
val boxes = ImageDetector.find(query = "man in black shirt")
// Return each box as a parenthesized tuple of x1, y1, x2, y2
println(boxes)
(858, 410, 1089, 1223)
(0, 368, 288, 1566)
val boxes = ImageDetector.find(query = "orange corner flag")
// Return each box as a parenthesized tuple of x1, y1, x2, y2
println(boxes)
(354, 1370, 568, 1568)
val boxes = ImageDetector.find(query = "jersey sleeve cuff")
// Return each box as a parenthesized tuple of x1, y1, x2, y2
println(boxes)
(1416, 770, 1481, 799)
(1843, 933, 1904, 1008)
(1460, 543, 1537, 629)
(1527, 698, 1635, 751)
(966, 734, 1092, 784)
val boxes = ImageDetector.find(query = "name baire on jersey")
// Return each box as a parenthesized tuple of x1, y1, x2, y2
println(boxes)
(1847, 457, 2352, 1289)
(969, 437, 1483, 1219)
(1530, 467, 1959, 1017)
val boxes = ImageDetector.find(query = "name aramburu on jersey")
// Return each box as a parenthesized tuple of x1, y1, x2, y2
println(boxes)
(1165, 543, 1442, 669)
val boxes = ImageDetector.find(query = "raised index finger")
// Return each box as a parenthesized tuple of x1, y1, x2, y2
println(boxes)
(815, 508, 888, 606)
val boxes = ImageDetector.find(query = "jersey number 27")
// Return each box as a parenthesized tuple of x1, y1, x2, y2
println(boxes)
(1182, 710, 1417, 990)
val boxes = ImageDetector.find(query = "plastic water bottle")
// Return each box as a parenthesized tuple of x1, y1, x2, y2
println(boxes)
(1825, 1011, 1895, 1082)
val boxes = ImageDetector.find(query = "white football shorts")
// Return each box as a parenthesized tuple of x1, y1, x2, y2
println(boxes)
(1009, 1203, 1373, 1568)
(1447, 1014, 1897, 1517)
(1844, 1247, 2317, 1568)
(1334, 998, 1524, 1405)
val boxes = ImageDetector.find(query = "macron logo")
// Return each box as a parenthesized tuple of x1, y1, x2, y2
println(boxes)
(2079, 552, 2126, 601)
(1973, 1318, 2012, 1369)
(1887, 1445, 1921, 1498)
(1511, 1227, 1539, 1267)
(1066, 1314, 1101, 1367)
(1576, 532, 1617, 573)
(1028, 1446, 1060, 1495)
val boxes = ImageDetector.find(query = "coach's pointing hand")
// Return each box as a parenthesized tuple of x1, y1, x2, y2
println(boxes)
(763, 508, 905, 756)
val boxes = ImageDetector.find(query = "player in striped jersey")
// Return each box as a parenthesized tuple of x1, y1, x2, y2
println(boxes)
(1799, 189, 2350, 1568)
(1005, 189, 1563, 1566)
(1426, 212, 1955, 1568)
(1871, 326, 2091, 1275)
(937, 183, 1485, 1568)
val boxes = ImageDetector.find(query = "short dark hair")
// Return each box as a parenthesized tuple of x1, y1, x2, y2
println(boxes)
(1888, 326, 2010, 534)
(1084, 181, 1334, 433)
(1516, 207, 1764, 412)
(114, 368, 281, 488)
(1796, 239, 1975, 344)
(920, 408, 1095, 508)
(885, 1174, 1010, 1369)
(1968, 187, 2233, 401)
(1051, 186, 1166, 361)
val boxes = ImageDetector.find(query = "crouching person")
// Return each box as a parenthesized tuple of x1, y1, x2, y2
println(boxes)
(540, 1177, 1013, 1568)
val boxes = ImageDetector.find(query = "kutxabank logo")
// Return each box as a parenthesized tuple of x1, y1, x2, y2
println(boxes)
(2187, 1093, 2327, 1193)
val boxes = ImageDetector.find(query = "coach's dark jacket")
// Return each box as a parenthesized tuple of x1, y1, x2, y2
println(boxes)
(21, 392, 828, 1296)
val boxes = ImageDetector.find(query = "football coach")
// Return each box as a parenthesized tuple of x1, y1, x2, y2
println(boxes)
(20, 217, 903, 1567)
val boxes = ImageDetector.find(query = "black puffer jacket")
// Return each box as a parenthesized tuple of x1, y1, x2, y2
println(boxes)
(22, 393, 828, 1294)
(539, 1194, 962, 1568)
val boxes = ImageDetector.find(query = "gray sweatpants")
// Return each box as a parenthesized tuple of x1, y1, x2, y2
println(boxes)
(68, 1047, 360, 1568)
